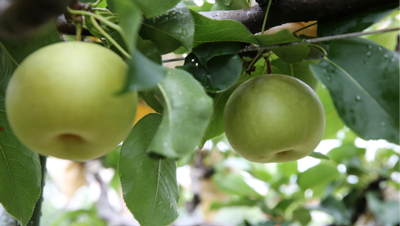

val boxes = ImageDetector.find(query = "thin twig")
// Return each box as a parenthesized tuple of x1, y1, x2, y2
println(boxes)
(163, 57, 186, 63)
(240, 27, 400, 52)
(162, 28, 400, 63)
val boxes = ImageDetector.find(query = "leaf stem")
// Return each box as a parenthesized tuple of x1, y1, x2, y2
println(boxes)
(89, 16, 131, 59)
(0, 42, 19, 66)
(89, 0, 103, 7)
(245, 50, 263, 72)
(293, 21, 318, 35)
(309, 44, 328, 56)
(67, 7, 131, 56)
(92, 8, 112, 12)
(75, 22, 82, 41)
(260, 0, 273, 34)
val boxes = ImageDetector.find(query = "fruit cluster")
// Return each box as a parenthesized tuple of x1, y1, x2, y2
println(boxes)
(6, 42, 325, 164)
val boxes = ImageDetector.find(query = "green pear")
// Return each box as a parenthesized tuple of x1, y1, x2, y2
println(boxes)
(223, 74, 325, 163)
(6, 42, 137, 161)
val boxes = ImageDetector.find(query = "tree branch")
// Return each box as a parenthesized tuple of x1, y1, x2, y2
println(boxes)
(0, 0, 72, 38)
(199, 0, 399, 33)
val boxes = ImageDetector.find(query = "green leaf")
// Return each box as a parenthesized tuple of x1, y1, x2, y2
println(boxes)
(316, 84, 345, 139)
(139, 91, 163, 113)
(277, 161, 298, 178)
(187, 1, 213, 12)
(366, 192, 400, 226)
(140, 3, 194, 53)
(270, 177, 289, 191)
(256, 221, 292, 226)
(297, 161, 340, 191)
(255, 30, 310, 64)
(108, 0, 142, 51)
(211, 0, 249, 10)
(210, 196, 258, 210)
(201, 90, 233, 144)
(327, 144, 365, 163)
(342, 189, 362, 220)
(148, 68, 213, 158)
(191, 10, 256, 45)
(318, 195, 351, 225)
(309, 152, 331, 160)
(49, 206, 106, 226)
(273, 46, 310, 64)
(247, 164, 273, 182)
(181, 53, 242, 93)
(318, 3, 398, 37)
(255, 30, 301, 46)
(0, 96, 41, 226)
(200, 72, 262, 144)
(213, 173, 262, 198)
(191, 42, 241, 66)
(0, 23, 61, 64)
(271, 58, 320, 90)
(120, 114, 179, 226)
(0, 43, 17, 98)
(366, 10, 400, 50)
(274, 199, 295, 215)
(136, 38, 162, 64)
(374, 148, 398, 162)
(310, 38, 399, 144)
(121, 0, 180, 18)
(292, 208, 311, 226)
(123, 49, 166, 91)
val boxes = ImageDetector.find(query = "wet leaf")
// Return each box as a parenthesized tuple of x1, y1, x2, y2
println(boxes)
(310, 38, 399, 144)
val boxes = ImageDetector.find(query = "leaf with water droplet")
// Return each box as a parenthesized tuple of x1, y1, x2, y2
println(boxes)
(316, 84, 345, 139)
(140, 3, 194, 53)
(180, 51, 242, 93)
(191, 42, 241, 66)
(191, 10, 256, 45)
(311, 37, 399, 144)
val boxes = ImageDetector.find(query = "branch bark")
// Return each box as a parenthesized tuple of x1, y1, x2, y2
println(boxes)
(0, 0, 72, 38)
(199, 0, 399, 33)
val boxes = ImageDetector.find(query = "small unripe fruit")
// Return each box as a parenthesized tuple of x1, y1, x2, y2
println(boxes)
(224, 74, 325, 163)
